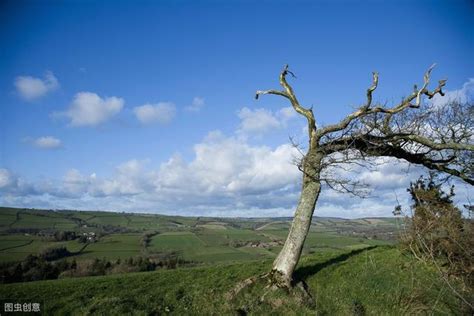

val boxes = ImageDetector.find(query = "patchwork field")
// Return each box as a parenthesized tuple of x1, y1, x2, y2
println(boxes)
(0, 207, 396, 264)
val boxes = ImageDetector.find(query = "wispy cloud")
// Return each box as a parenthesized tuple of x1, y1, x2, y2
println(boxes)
(185, 97, 205, 112)
(30, 136, 62, 149)
(430, 78, 474, 108)
(133, 102, 176, 125)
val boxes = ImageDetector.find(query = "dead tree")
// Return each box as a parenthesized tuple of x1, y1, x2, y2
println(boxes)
(255, 64, 474, 288)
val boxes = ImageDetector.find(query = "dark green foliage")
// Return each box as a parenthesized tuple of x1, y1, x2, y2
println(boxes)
(39, 246, 71, 261)
(1, 255, 68, 283)
(0, 251, 194, 284)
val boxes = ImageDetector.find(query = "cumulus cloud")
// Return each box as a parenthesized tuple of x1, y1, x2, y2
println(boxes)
(185, 97, 205, 112)
(134, 102, 176, 124)
(277, 106, 297, 123)
(430, 78, 474, 108)
(4, 98, 473, 218)
(0, 168, 41, 196)
(2, 142, 473, 217)
(238, 107, 281, 134)
(95, 159, 155, 196)
(237, 107, 281, 137)
(156, 131, 301, 196)
(357, 159, 413, 190)
(55, 169, 93, 198)
(59, 92, 124, 127)
(32, 136, 62, 149)
(0, 132, 303, 215)
(237, 106, 297, 137)
(14, 71, 59, 101)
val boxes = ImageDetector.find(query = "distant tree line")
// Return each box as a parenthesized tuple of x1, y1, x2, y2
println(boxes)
(0, 247, 195, 284)
(140, 231, 160, 248)
(4, 224, 140, 242)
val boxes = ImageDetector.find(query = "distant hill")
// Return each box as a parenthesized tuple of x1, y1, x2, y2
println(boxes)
(0, 206, 397, 264)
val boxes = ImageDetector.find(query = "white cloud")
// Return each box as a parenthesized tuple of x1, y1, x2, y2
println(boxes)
(430, 78, 474, 108)
(2, 142, 473, 217)
(3, 98, 473, 217)
(357, 159, 413, 190)
(237, 106, 298, 138)
(0, 169, 13, 188)
(0, 168, 41, 196)
(61, 92, 124, 127)
(194, 132, 299, 194)
(156, 131, 301, 196)
(33, 136, 62, 149)
(134, 102, 176, 124)
(14, 71, 59, 101)
(0, 132, 303, 215)
(237, 107, 282, 136)
(58, 169, 92, 198)
(277, 106, 297, 123)
(185, 97, 205, 112)
(95, 159, 154, 196)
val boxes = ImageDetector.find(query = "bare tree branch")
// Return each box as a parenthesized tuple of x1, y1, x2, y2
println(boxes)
(363, 71, 379, 110)
(316, 64, 446, 139)
(256, 64, 317, 147)
(255, 89, 289, 100)
(319, 135, 474, 185)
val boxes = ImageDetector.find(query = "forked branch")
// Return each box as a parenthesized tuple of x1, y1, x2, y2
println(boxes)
(316, 64, 446, 139)
(256, 65, 317, 146)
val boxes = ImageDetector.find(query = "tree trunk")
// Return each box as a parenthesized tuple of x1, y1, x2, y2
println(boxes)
(271, 158, 321, 287)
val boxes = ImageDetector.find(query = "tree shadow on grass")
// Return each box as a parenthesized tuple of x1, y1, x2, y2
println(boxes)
(293, 246, 378, 283)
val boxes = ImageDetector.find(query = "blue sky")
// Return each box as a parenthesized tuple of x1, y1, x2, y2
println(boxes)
(0, 0, 473, 217)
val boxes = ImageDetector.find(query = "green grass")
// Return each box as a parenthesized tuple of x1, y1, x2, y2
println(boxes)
(0, 207, 400, 265)
(0, 246, 465, 315)
(0, 236, 92, 263)
(75, 234, 143, 260)
(0, 229, 392, 264)
(300, 247, 463, 315)
(149, 232, 205, 253)
(86, 215, 130, 227)
(148, 231, 257, 263)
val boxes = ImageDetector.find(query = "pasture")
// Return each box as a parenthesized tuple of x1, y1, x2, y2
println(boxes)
(0, 246, 465, 315)
(0, 207, 395, 264)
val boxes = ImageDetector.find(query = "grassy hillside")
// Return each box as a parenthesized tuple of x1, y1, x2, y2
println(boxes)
(0, 246, 465, 315)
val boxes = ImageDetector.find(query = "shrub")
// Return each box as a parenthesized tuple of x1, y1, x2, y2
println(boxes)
(395, 174, 473, 311)
(39, 246, 71, 261)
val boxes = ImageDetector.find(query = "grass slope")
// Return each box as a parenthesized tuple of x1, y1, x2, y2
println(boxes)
(0, 246, 463, 315)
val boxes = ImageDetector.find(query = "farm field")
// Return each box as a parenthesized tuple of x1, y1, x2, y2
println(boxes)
(0, 207, 396, 264)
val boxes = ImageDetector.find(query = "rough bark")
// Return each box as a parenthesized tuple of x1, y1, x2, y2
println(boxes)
(271, 178, 321, 286)
(271, 152, 322, 286)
